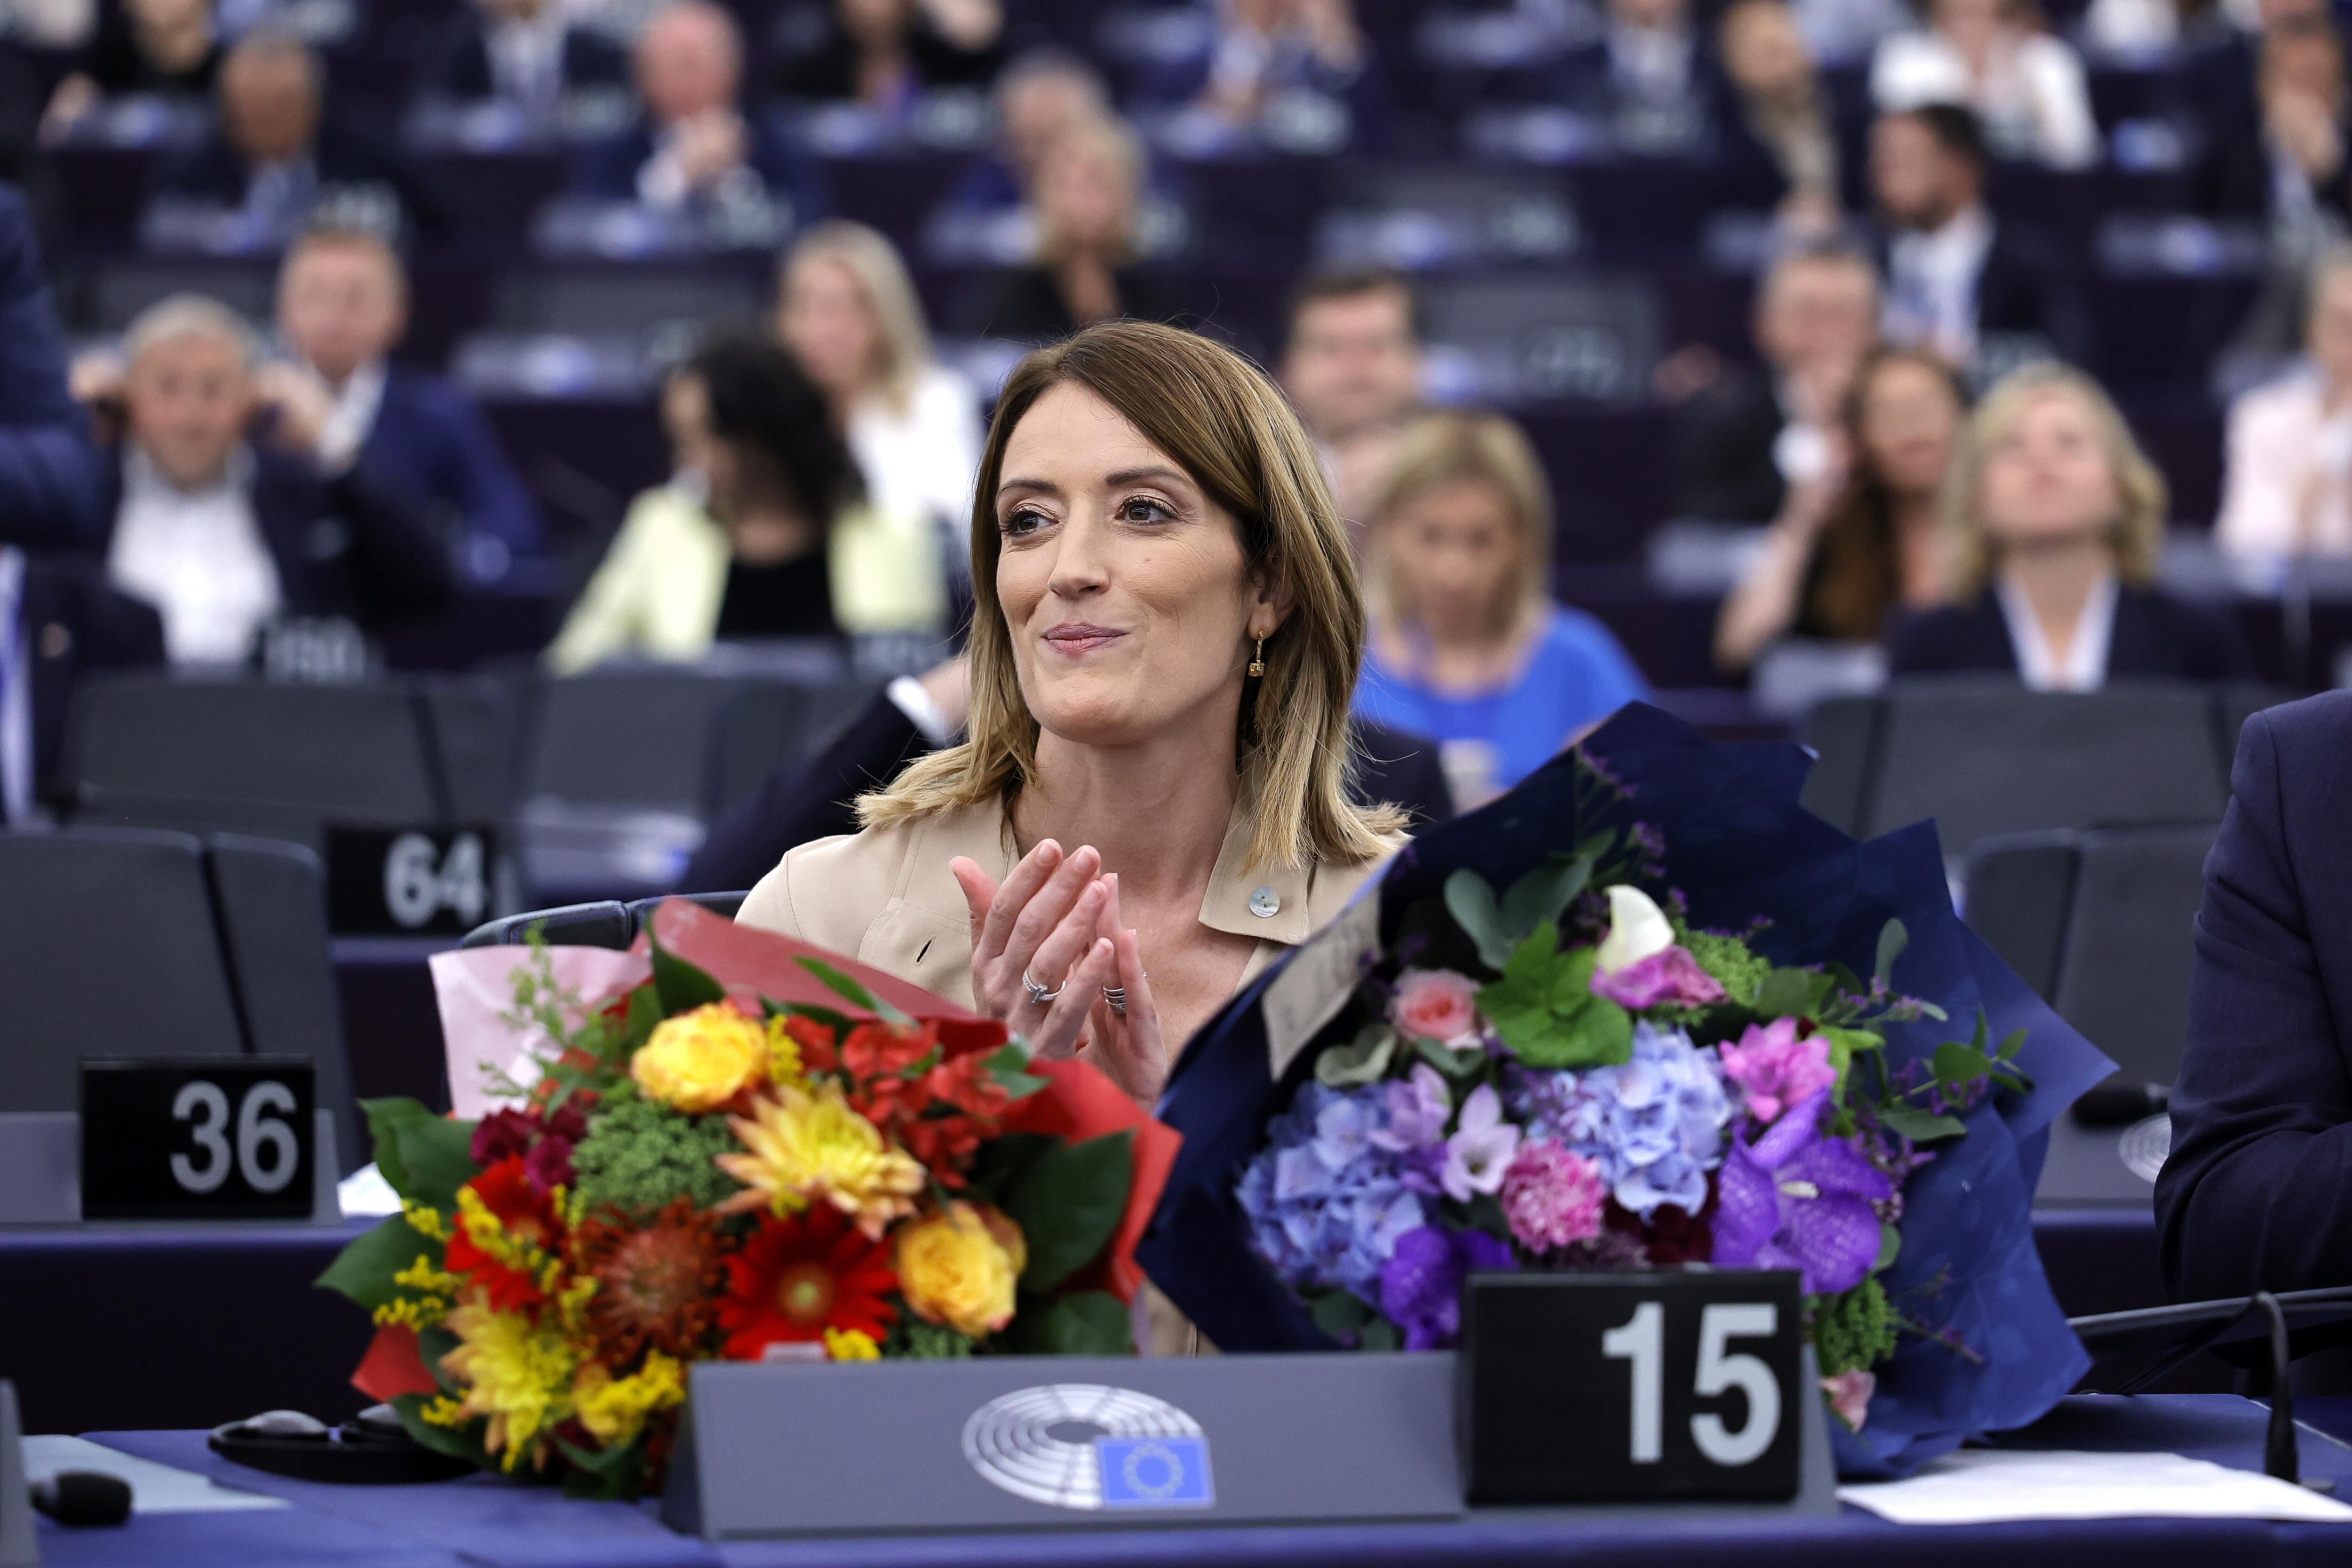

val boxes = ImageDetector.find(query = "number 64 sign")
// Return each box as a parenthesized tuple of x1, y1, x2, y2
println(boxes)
(1459, 1270, 1805, 1503)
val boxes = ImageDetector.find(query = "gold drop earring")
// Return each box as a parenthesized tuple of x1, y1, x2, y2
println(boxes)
(1248, 637, 1265, 677)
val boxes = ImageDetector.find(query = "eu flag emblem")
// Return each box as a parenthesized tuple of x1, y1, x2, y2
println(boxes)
(1094, 1436, 1214, 1508)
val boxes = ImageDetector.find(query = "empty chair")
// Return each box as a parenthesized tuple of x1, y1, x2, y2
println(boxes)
(460, 891, 747, 950)
(702, 678, 883, 820)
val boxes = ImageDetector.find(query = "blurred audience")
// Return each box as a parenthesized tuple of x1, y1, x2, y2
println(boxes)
(1888, 364, 2253, 685)
(1715, 345, 1967, 670)
(1679, 242, 1880, 526)
(2217, 247, 2352, 556)
(155, 30, 452, 245)
(275, 226, 546, 582)
(772, 0, 1004, 111)
(776, 219, 982, 541)
(1870, 102, 2087, 372)
(573, 0, 830, 225)
(1554, 0, 1731, 155)
(1716, 0, 1852, 224)
(0, 549, 164, 823)
(1870, 0, 2099, 168)
(2178, 0, 2346, 221)
(1791, 0, 1911, 63)
(2084, 0, 2240, 55)
(945, 48, 1111, 213)
(1137, 0, 1383, 145)
(547, 335, 943, 673)
(966, 114, 1179, 339)
(423, 0, 630, 111)
(80, 294, 455, 666)
(1355, 412, 1649, 807)
(41, 0, 222, 139)
(0, 182, 104, 548)
(1278, 265, 1426, 535)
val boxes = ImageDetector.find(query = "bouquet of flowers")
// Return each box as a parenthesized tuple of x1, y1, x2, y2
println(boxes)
(1142, 704, 2114, 1479)
(321, 901, 1175, 1499)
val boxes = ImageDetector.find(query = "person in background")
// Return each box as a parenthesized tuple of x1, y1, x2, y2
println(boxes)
(2156, 685, 2352, 1303)
(154, 30, 453, 242)
(1888, 363, 2252, 685)
(41, 0, 222, 138)
(1792, 0, 1910, 63)
(1716, 0, 1851, 225)
(1277, 265, 1425, 535)
(546, 335, 942, 673)
(0, 550, 164, 823)
(2177, 0, 2347, 221)
(967, 114, 1180, 340)
(1715, 345, 1967, 670)
(1355, 412, 1649, 807)
(0, 181, 104, 547)
(2219, 248, 2352, 556)
(1869, 102, 2088, 371)
(773, 0, 1004, 111)
(1679, 242, 1880, 526)
(573, 0, 829, 226)
(942, 48, 1112, 212)
(1870, 0, 2099, 168)
(2084, 0, 2238, 55)
(1137, 0, 1383, 140)
(424, 0, 630, 112)
(1553, 0, 1731, 155)
(275, 226, 545, 582)
(79, 294, 454, 665)
(775, 220, 982, 545)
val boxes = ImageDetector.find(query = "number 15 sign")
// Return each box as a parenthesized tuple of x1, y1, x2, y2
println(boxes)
(1459, 1270, 1804, 1503)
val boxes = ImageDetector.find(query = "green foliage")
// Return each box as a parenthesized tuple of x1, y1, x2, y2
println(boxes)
(362, 1098, 478, 1211)
(647, 928, 728, 1015)
(1445, 860, 1593, 973)
(1813, 1278, 1900, 1377)
(557, 1437, 648, 1500)
(1875, 1104, 1967, 1143)
(980, 1041, 1050, 1100)
(571, 1090, 743, 1217)
(960, 1131, 1055, 1207)
(316, 1212, 441, 1312)
(894, 1320, 977, 1359)
(1682, 929, 1773, 1010)
(1817, 1025, 1884, 1103)
(796, 956, 912, 1026)
(1316, 1022, 1398, 1086)
(1000, 1290, 1133, 1354)
(1873, 919, 1909, 991)
(1475, 923, 1634, 1070)
(1001, 1131, 1132, 1293)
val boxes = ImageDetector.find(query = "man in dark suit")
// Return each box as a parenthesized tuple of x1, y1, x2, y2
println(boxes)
(1869, 103, 2089, 376)
(571, 0, 828, 230)
(0, 553, 165, 821)
(680, 657, 1455, 892)
(2157, 690, 2352, 1301)
(153, 30, 455, 246)
(81, 293, 454, 665)
(2174, 0, 2350, 223)
(276, 227, 544, 581)
(1551, 0, 1735, 157)
(1676, 242, 1878, 525)
(425, 0, 628, 110)
(0, 182, 103, 548)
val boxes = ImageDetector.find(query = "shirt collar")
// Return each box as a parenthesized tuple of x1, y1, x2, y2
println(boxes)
(1995, 569, 2118, 692)
(124, 443, 252, 502)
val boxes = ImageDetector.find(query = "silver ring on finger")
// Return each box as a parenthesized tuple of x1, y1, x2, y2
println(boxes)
(1102, 985, 1127, 1015)
(1022, 968, 1063, 1006)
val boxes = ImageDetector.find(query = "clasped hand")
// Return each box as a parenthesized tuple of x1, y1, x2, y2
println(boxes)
(950, 841, 1167, 1104)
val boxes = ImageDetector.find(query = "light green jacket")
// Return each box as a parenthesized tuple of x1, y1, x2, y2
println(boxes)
(544, 485, 945, 675)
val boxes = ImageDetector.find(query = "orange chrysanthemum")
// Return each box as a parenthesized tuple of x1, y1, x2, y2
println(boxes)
(570, 1198, 728, 1362)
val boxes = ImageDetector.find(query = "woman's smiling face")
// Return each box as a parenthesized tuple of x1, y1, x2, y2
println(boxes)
(991, 382, 1285, 748)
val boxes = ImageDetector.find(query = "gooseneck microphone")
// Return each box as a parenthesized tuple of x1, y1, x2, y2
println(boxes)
(30, 1470, 133, 1527)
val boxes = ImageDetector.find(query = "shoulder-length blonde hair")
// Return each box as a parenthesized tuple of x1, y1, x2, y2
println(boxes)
(778, 220, 934, 414)
(1939, 362, 2167, 598)
(1363, 411, 1552, 644)
(859, 321, 1399, 871)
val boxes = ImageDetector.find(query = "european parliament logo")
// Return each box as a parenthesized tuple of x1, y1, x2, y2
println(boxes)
(1096, 1436, 1214, 1508)
(962, 1384, 1216, 1511)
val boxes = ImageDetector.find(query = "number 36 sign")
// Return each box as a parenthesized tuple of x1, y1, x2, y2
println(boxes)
(80, 1059, 317, 1220)
(1459, 1270, 1804, 1503)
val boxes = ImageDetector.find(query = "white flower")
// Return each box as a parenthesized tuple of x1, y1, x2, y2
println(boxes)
(1441, 1083, 1521, 1202)
(1594, 884, 1677, 975)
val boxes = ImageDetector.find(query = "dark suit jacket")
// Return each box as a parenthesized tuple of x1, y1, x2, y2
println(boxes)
(1549, 36, 1734, 151)
(961, 265, 1188, 343)
(2156, 690, 2352, 1299)
(679, 688, 1455, 894)
(1675, 368, 1784, 524)
(154, 119, 457, 237)
(1885, 583, 2255, 683)
(0, 184, 103, 549)
(2175, 36, 2352, 223)
(17, 556, 165, 803)
(365, 368, 543, 564)
(425, 18, 628, 101)
(1874, 219, 2092, 368)
(773, 19, 1002, 102)
(93, 445, 458, 634)
(570, 116, 831, 227)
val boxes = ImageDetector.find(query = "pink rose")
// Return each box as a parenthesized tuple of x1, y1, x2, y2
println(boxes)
(1822, 1368, 1875, 1432)
(1392, 968, 1480, 1045)
(1720, 1016, 1837, 1126)
(1589, 945, 1726, 1011)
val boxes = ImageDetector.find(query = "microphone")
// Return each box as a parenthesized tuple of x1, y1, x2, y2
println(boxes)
(30, 1470, 132, 1527)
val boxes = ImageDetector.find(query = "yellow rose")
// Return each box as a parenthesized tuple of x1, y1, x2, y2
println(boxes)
(897, 1202, 1025, 1339)
(631, 1002, 765, 1112)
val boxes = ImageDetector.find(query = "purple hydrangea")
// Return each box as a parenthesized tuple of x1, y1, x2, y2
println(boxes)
(1238, 1082, 1430, 1302)
(1378, 1224, 1518, 1350)
(1504, 1023, 1732, 1218)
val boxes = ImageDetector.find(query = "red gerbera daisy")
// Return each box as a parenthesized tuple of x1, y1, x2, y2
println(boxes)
(571, 1197, 729, 1361)
(716, 1206, 898, 1358)
(445, 1155, 561, 1311)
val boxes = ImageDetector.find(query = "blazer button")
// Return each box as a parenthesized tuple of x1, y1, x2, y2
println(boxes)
(1248, 887, 1280, 918)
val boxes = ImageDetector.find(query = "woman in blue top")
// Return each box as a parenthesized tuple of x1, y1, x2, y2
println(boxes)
(1353, 411, 1648, 806)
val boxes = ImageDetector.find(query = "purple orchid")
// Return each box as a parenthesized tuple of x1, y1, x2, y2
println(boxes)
(1589, 945, 1727, 1011)
(1711, 1090, 1891, 1297)
(1439, 1082, 1520, 1202)
(1378, 1224, 1517, 1349)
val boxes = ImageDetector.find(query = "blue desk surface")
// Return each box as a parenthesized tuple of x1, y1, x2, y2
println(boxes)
(26, 1397, 2352, 1568)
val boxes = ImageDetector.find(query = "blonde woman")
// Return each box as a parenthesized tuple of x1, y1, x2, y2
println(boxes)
(777, 220, 983, 540)
(1352, 412, 1647, 807)
(1888, 364, 2251, 688)
(972, 114, 1181, 341)
(736, 320, 1403, 1114)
